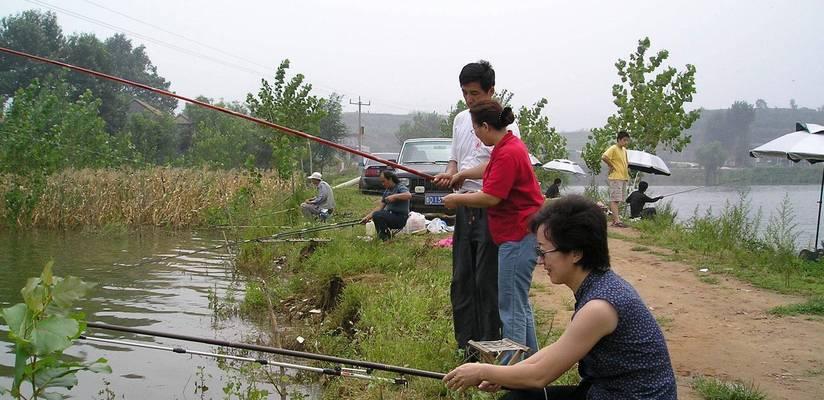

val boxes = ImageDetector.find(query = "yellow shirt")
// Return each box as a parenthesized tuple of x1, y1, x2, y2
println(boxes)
(602, 144, 629, 180)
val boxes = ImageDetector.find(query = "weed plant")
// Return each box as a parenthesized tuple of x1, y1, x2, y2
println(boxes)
(629, 191, 824, 313)
(691, 376, 766, 400)
(0, 167, 294, 228)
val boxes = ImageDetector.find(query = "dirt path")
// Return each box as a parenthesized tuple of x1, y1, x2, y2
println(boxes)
(529, 230, 824, 399)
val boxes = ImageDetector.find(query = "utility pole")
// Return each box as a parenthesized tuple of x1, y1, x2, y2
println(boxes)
(349, 96, 370, 153)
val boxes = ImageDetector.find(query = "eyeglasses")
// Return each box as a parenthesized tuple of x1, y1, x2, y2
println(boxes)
(535, 246, 559, 259)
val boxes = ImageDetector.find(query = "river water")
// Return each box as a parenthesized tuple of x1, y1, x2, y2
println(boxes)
(0, 229, 315, 399)
(567, 184, 823, 249)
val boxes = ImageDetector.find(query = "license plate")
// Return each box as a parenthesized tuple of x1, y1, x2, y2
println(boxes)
(425, 195, 444, 205)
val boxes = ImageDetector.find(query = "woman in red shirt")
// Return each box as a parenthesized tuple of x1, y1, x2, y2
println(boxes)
(444, 99, 545, 360)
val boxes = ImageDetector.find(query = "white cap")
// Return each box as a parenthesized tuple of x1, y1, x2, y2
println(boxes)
(307, 172, 322, 180)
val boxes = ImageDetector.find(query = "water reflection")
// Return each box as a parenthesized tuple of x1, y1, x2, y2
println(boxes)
(0, 229, 313, 399)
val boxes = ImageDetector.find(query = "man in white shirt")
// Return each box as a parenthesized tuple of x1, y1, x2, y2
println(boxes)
(434, 61, 521, 355)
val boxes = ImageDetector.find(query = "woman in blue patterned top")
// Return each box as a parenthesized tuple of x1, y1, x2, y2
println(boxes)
(360, 170, 412, 241)
(444, 195, 676, 399)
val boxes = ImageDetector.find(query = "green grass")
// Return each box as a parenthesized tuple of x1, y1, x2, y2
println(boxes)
(691, 376, 766, 400)
(655, 315, 674, 331)
(768, 297, 824, 316)
(628, 193, 824, 299)
(630, 245, 650, 252)
(699, 275, 720, 285)
(230, 189, 592, 398)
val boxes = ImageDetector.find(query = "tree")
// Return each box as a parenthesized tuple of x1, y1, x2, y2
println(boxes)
(0, 11, 175, 133)
(122, 112, 179, 165)
(582, 37, 700, 174)
(517, 98, 568, 184)
(517, 98, 567, 163)
(0, 79, 126, 174)
(246, 59, 325, 178)
(395, 111, 444, 144)
(727, 101, 755, 167)
(0, 10, 65, 101)
(104, 34, 176, 114)
(62, 32, 176, 132)
(755, 98, 768, 109)
(315, 93, 347, 173)
(186, 98, 260, 169)
(439, 100, 467, 137)
(696, 141, 727, 186)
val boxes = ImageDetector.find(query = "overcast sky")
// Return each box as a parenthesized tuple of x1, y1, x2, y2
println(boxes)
(3, 0, 824, 130)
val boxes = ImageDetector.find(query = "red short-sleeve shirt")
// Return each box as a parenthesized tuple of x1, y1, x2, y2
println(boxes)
(482, 132, 544, 244)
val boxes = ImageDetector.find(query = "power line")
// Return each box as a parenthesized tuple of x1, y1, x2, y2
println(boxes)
(23, 0, 427, 114)
(25, 0, 268, 77)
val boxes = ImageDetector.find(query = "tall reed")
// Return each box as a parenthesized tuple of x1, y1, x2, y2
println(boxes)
(0, 167, 291, 228)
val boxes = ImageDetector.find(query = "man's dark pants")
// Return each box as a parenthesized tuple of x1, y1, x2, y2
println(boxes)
(451, 205, 502, 350)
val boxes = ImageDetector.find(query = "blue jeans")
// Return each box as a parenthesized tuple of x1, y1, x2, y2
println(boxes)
(498, 233, 538, 361)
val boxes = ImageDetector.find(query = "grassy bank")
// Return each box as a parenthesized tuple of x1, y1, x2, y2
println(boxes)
(228, 188, 573, 399)
(0, 167, 304, 229)
(624, 193, 824, 315)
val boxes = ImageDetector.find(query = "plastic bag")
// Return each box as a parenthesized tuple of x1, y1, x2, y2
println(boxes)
(402, 211, 427, 233)
(426, 217, 448, 233)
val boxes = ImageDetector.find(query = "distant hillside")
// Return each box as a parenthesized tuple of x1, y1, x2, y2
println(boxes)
(342, 112, 413, 152)
(658, 107, 824, 164)
(345, 107, 824, 165)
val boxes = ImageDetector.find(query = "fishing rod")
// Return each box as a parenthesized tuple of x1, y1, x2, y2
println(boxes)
(657, 176, 753, 198)
(127, 219, 362, 266)
(0, 46, 433, 180)
(78, 335, 407, 385)
(85, 322, 445, 380)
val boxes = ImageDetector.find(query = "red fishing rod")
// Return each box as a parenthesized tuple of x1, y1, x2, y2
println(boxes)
(0, 46, 433, 180)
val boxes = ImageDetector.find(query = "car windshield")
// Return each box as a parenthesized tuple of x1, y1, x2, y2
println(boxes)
(400, 142, 451, 164)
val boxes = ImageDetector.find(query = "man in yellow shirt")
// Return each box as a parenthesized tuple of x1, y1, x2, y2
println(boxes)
(601, 131, 630, 227)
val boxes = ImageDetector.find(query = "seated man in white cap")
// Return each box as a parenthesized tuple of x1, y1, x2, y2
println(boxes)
(300, 172, 336, 221)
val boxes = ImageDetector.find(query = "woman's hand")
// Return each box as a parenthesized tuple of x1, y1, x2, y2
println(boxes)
(360, 213, 372, 224)
(443, 362, 485, 392)
(478, 381, 501, 392)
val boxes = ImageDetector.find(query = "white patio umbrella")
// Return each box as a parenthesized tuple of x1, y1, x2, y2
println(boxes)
(627, 150, 671, 176)
(542, 159, 586, 175)
(750, 122, 824, 252)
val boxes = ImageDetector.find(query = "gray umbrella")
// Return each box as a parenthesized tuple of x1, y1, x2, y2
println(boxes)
(750, 122, 824, 253)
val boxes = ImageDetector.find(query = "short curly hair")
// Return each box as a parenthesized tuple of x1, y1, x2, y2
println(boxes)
(530, 195, 610, 272)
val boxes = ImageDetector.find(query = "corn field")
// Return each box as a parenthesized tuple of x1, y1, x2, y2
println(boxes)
(0, 168, 292, 228)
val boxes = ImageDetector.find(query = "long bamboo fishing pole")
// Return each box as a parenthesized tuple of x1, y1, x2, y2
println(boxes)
(0, 46, 433, 180)
(85, 322, 445, 380)
(78, 335, 408, 385)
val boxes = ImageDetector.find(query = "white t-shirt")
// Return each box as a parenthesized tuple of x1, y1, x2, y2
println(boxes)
(449, 109, 522, 192)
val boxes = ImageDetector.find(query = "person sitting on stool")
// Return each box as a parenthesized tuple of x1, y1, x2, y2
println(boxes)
(360, 171, 412, 241)
(300, 172, 335, 221)
(625, 181, 663, 220)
